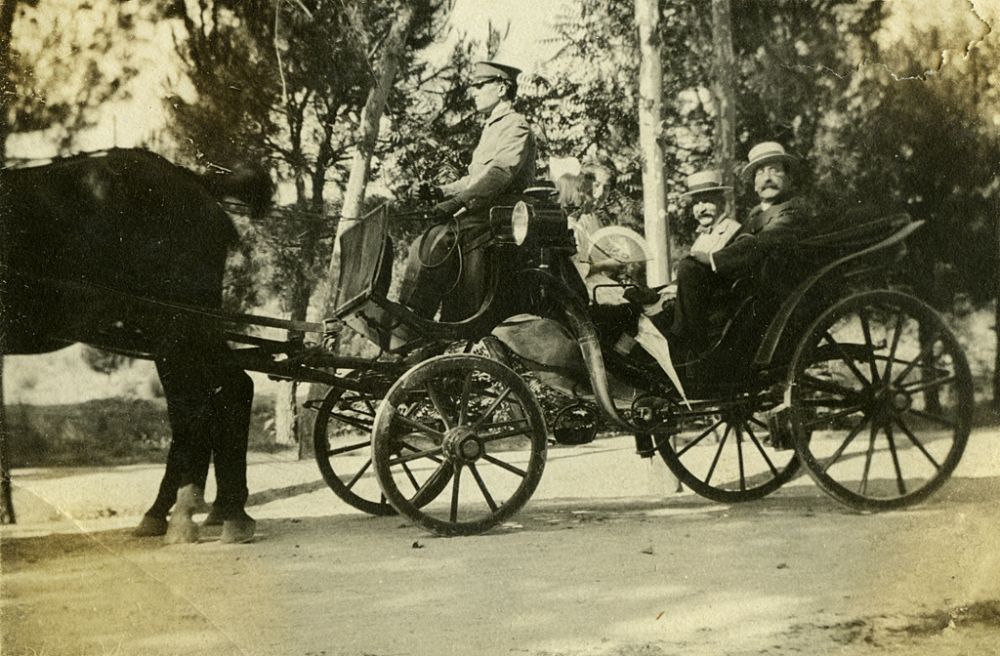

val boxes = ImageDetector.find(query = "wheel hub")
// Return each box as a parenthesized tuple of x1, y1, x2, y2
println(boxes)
(890, 389, 911, 412)
(443, 426, 483, 464)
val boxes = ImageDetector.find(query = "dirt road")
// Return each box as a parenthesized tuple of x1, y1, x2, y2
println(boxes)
(2, 433, 999, 656)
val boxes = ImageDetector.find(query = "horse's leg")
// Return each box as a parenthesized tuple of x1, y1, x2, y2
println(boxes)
(144, 352, 215, 544)
(133, 359, 213, 537)
(204, 361, 255, 543)
(0, 356, 16, 525)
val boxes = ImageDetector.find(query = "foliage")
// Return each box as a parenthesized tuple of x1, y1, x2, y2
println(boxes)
(4, 0, 164, 154)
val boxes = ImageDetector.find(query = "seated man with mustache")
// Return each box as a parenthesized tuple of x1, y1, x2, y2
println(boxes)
(665, 141, 813, 358)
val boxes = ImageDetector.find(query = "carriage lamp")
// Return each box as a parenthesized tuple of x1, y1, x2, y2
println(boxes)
(489, 201, 573, 248)
(511, 201, 531, 245)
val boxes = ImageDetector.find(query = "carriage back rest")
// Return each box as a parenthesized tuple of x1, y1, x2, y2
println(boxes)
(333, 205, 419, 351)
(753, 213, 923, 367)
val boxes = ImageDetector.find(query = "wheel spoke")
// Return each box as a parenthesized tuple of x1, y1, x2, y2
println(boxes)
(394, 413, 445, 439)
(479, 427, 533, 443)
(820, 414, 871, 475)
(450, 464, 463, 523)
(458, 372, 473, 425)
(744, 423, 779, 477)
(468, 463, 499, 512)
(481, 453, 527, 478)
(892, 329, 941, 387)
(801, 402, 867, 429)
(326, 439, 370, 458)
(399, 440, 444, 464)
(898, 374, 957, 395)
(884, 312, 905, 383)
(822, 329, 871, 387)
(389, 444, 444, 466)
(328, 412, 374, 433)
(426, 382, 454, 430)
(858, 309, 882, 385)
(904, 407, 957, 430)
(885, 424, 907, 495)
(799, 374, 862, 400)
(470, 386, 514, 430)
(704, 424, 732, 485)
(411, 461, 453, 506)
(400, 461, 421, 491)
(345, 458, 373, 490)
(893, 416, 942, 471)
(735, 424, 747, 491)
(676, 417, 725, 457)
(858, 423, 878, 496)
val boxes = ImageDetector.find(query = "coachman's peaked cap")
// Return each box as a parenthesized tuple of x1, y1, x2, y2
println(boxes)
(471, 61, 522, 83)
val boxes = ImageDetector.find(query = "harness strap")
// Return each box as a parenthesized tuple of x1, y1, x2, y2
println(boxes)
(4, 266, 328, 334)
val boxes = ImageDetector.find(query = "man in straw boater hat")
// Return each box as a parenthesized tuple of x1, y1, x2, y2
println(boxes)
(665, 141, 813, 357)
(683, 168, 741, 258)
(400, 60, 537, 322)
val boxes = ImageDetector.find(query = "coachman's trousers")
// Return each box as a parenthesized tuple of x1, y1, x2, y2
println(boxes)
(399, 216, 493, 322)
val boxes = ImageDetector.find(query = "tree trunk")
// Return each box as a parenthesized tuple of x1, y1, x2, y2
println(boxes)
(634, 0, 678, 495)
(0, 0, 18, 162)
(0, 0, 14, 523)
(634, 0, 670, 286)
(994, 195, 1000, 416)
(318, 2, 416, 315)
(711, 0, 737, 215)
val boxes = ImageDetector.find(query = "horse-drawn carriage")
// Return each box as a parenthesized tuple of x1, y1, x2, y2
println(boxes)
(1, 150, 971, 538)
(308, 191, 972, 536)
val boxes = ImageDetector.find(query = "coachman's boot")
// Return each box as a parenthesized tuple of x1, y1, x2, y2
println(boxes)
(164, 484, 201, 545)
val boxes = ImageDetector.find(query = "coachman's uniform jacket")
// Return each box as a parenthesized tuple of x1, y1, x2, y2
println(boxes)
(401, 101, 536, 321)
(441, 102, 536, 209)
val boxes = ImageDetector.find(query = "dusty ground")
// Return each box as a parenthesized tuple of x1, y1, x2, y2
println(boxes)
(2, 432, 999, 656)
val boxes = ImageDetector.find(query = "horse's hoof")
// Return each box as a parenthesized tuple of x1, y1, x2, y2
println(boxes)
(133, 515, 168, 537)
(164, 484, 202, 544)
(164, 516, 200, 544)
(220, 519, 256, 544)
(201, 506, 225, 527)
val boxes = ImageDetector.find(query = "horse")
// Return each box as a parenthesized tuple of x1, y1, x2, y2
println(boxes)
(0, 148, 273, 543)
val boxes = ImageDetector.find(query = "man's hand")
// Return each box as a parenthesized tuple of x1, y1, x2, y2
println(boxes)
(689, 250, 711, 266)
(431, 197, 464, 220)
(415, 180, 444, 203)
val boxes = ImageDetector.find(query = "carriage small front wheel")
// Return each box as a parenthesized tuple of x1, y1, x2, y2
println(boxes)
(786, 290, 973, 511)
(371, 354, 548, 536)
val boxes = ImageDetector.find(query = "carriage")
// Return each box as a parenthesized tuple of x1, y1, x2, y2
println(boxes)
(299, 191, 972, 536)
(0, 151, 972, 537)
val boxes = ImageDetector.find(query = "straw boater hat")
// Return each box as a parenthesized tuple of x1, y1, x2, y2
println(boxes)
(470, 61, 522, 84)
(740, 141, 798, 180)
(681, 169, 731, 199)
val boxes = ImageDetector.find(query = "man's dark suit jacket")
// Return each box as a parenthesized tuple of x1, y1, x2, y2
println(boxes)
(710, 195, 812, 280)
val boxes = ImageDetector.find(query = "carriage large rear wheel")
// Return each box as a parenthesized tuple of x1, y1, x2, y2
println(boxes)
(372, 354, 548, 536)
(787, 290, 972, 511)
(654, 395, 801, 503)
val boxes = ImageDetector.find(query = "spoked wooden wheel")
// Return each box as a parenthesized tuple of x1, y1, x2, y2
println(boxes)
(313, 384, 394, 515)
(372, 354, 548, 536)
(787, 290, 973, 511)
(654, 395, 800, 502)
